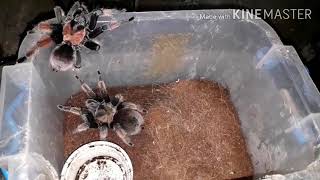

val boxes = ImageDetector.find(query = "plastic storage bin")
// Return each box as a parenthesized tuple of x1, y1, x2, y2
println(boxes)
(1, 9, 320, 179)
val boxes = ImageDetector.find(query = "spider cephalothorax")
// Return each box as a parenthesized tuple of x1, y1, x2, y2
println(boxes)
(57, 71, 146, 146)
(14, 1, 134, 72)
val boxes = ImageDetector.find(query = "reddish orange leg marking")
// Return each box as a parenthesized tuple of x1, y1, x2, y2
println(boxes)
(38, 22, 52, 33)
(25, 36, 53, 58)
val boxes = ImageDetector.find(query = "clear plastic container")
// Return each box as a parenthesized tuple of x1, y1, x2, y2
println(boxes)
(1, 9, 320, 179)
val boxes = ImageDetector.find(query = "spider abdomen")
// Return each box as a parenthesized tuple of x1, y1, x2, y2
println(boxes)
(112, 109, 144, 136)
(50, 43, 75, 71)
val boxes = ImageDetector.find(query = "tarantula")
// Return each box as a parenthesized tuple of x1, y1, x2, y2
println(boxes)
(15, 2, 134, 71)
(57, 71, 146, 146)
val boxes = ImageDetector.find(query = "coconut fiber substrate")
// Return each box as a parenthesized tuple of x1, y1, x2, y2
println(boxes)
(63, 80, 253, 180)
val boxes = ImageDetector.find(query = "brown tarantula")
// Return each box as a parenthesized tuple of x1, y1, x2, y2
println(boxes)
(15, 2, 134, 71)
(57, 71, 146, 146)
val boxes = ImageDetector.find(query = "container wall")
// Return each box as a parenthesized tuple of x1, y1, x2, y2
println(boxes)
(0, 64, 60, 179)
(201, 44, 320, 175)
(0, 64, 31, 158)
(250, 45, 320, 174)
(1, 9, 320, 179)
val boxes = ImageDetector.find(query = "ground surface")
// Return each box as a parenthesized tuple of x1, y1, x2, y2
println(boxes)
(63, 80, 253, 180)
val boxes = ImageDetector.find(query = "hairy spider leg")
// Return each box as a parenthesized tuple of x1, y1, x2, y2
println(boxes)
(85, 99, 101, 114)
(118, 101, 147, 114)
(65, 1, 81, 21)
(89, 12, 99, 31)
(113, 123, 133, 146)
(113, 94, 125, 107)
(16, 36, 53, 63)
(54, 6, 65, 24)
(97, 70, 109, 100)
(74, 47, 81, 68)
(102, 9, 126, 17)
(37, 22, 53, 34)
(83, 40, 100, 51)
(57, 105, 97, 133)
(75, 75, 96, 98)
(82, 11, 102, 51)
(99, 125, 109, 139)
(57, 105, 81, 115)
(102, 9, 113, 17)
(65, 1, 89, 23)
(88, 16, 134, 39)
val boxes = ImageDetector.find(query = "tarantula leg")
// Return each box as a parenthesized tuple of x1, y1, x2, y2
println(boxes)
(99, 125, 109, 139)
(73, 123, 90, 134)
(89, 22, 121, 38)
(97, 70, 109, 99)
(87, 22, 119, 39)
(36, 36, 53, 48)
(37, 22, 53, 34)
(113, 94, 124, 107)
(84, 40, 100, 51)
(88, 16, 134, 39)
(114, 123, 134, 146)
(115, 94, 124, 102)
(16, 36, 53, 63)
(88, 25, 105, 39)
(89, 12, 99, 31)
(102, 9, 113, 17)
(57, 105, 82, 115)
(75, 75, 96, 98)
(109, 16, 134, 30)
(102, 9, 126, 17)
(119, 102, 147, 114)
(16, 56, 27, 63)
(113, 16, 134, 28)
(74, 48, 81, 69)
(85, 99, 100, 114)
(54, 6, 65, 24)
(57, 105, 92, 133)
(65, 1, 81, 20)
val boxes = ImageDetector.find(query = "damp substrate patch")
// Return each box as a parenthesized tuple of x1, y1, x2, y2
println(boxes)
(63, 80, 253, 179)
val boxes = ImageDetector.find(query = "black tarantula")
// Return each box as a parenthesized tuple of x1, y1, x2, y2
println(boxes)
(15, 1, 134, 71)
(57, 71, 146, 146)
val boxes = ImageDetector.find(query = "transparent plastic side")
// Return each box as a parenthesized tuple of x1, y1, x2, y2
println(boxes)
(252, 45, 320, 176)
(27, 62, 64, 175)
(8, 153, 58, 180)
(0, 64, 31, 158)
(0, 64, 59, 179)
(262, 158, 320, 180)
(196, 44, 320, 176)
